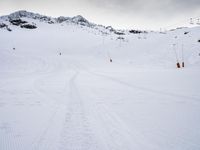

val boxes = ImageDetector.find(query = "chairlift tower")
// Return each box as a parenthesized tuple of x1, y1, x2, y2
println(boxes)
(143, 31, 147, 39)
(138, 33, 141, 39)
(190, 18, 194, 25)
(181, 44, 185, 67)
(197, 18, 200, 25)
(119, 37, 122, 47)
(173, 44, 180, 68)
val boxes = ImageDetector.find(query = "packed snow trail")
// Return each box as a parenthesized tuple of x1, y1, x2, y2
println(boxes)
(0, 54, 200, 150)
(86, 70, 200, 102)
(1, 19, 200, 150)
(75, 66, 200, 150)
(59, 71, 100, 150)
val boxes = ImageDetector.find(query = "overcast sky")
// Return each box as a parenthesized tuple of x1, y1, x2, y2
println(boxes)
(0, 0, 199, 30)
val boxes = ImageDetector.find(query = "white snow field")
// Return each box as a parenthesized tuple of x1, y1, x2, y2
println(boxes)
(0, 11, 200, 150)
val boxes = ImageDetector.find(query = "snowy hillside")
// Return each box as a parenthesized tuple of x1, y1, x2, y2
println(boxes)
(0, 10, 200, 150)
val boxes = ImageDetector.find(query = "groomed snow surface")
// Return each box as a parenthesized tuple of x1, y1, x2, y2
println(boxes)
(0, 21, 200, 150)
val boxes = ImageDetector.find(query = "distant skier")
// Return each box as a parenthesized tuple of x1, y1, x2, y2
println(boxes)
(110, 58, 112, 63)
(59, 52, 61, 56)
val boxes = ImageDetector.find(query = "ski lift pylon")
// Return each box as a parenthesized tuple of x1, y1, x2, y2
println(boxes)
(190, 18, 194, 24)
(173, 44, 181, 69)
(197, 18, 200, 25)
(181, 44, 185, 68)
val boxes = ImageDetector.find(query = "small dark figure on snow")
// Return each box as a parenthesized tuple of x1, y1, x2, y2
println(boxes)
(59, 52, 61, 55)
(176, 62, 180, 68)
(110, 58, 112, 63)
(13, 47, 15, 50)
(182, 62, 185, 68)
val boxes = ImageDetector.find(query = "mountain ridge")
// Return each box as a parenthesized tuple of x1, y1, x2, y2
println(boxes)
(0, 10, 144, 35)
(0, 10, 93, 26)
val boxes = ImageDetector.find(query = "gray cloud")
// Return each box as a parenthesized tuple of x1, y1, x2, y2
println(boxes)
(86, 0, 200, 15)
(84, 0, 200, 29)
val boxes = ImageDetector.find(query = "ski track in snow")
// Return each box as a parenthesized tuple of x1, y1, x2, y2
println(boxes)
(0, 55, 200, 150)
(87, 70, 200, 103)
(72, 62, 200, 150)
(86, 98, 159, 150)
(0, 23, 200, 150)
(58, 71, 100, 150)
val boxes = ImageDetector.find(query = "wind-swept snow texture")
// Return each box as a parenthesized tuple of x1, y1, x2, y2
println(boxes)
(0, 11, 200, 150)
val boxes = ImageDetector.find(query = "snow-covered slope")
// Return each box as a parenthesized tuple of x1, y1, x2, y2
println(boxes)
(0, 11, 200, 150)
